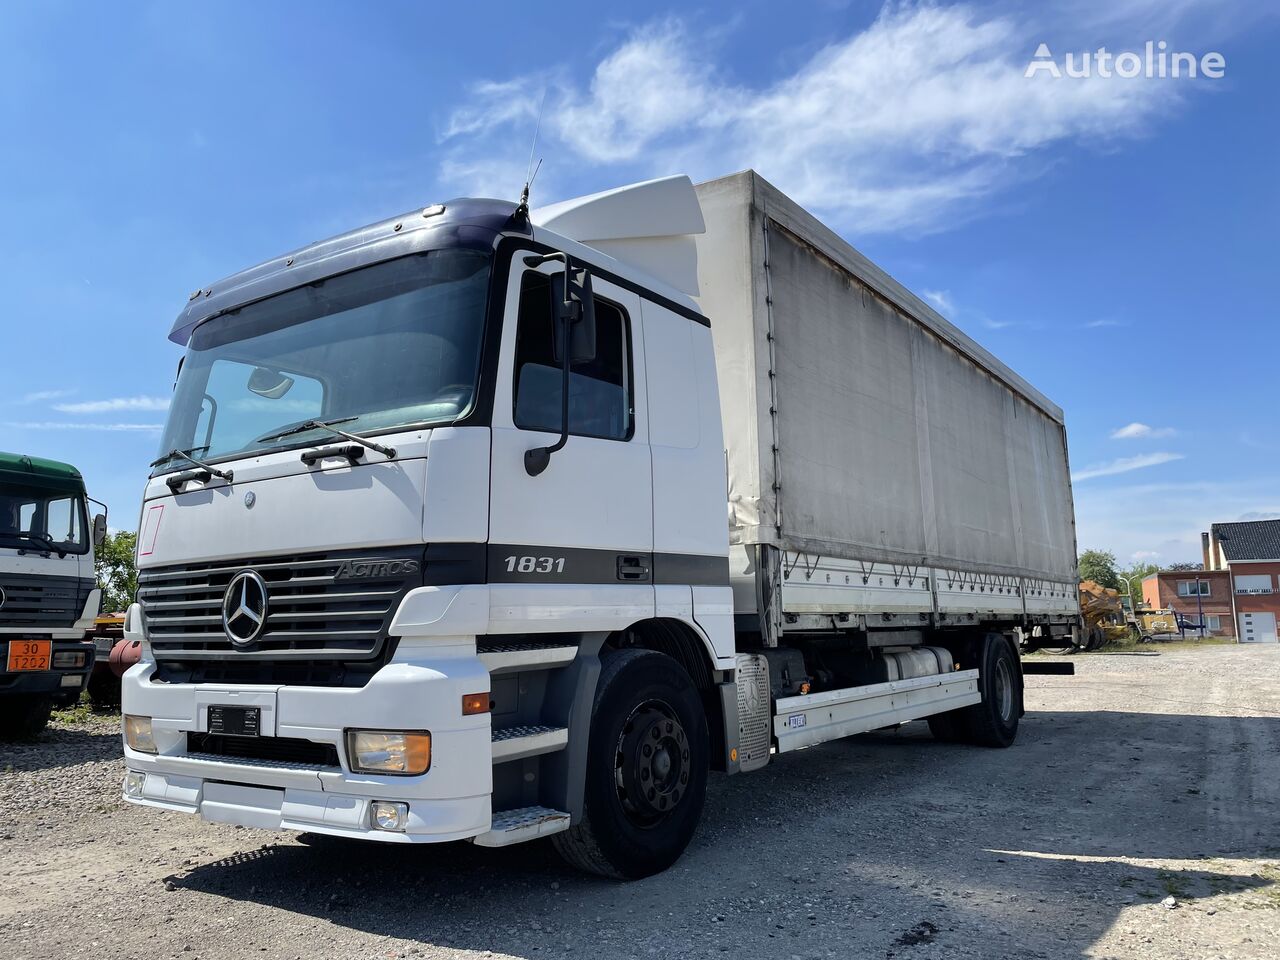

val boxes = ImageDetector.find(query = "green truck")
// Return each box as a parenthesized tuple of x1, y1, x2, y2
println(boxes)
(0, 453, 105, 737)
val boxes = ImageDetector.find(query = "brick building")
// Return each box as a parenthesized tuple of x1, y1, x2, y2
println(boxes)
(1203, 519, 1280, 644)
(1141, 569, 1234, 638)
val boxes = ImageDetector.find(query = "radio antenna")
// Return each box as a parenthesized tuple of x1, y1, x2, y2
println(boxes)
(514, 90, 548, 222)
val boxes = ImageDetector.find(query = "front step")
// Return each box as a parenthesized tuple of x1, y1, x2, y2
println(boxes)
(472, 805, 571, 847)
(477, 640, 578, 676)
(491, 724, 568, 763)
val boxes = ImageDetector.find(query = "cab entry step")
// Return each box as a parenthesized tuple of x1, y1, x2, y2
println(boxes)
(490, 724, 569, 763)
(473, 805, 571, 847)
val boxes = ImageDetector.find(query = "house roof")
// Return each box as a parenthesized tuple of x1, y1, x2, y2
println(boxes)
(1212, 519, 1280, 561)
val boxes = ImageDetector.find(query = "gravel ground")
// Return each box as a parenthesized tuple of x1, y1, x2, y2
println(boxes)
(1, 644, 1277, 960)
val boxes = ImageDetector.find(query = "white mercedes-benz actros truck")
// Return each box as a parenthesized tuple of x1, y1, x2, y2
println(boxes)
(1, 452, 104, 738)
(121, 171, 1079, 878)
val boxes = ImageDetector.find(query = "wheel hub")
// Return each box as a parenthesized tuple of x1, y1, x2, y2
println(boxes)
(616, 702, 690, 824)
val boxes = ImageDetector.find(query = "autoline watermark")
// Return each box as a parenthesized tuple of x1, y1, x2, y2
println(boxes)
(1026, 42, 1226, 79)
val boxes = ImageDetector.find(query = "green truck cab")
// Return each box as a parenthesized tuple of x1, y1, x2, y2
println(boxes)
(0, 453, 104, 738)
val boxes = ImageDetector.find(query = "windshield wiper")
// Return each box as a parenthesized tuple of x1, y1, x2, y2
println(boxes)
(150, 445, 210, 469)
(150, 447, 234, 484)
(14, 531, 67, 559)
(257, 418, 396, 460)
(256, 417, 358, 444)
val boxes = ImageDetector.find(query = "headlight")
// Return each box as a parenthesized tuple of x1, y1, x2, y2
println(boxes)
(123, 771, 146, 797)
(345, 730, 431, 776)
(124, 715, 156, 754)
(53, 650, 87, 669)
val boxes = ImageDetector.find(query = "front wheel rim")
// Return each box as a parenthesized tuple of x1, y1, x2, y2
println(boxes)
(614, 699, 690, 827)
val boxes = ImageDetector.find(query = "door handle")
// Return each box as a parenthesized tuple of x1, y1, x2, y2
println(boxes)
(616, 555, 651, 582)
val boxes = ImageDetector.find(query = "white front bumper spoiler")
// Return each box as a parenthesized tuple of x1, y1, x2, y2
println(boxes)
(121, 638, 494, 843)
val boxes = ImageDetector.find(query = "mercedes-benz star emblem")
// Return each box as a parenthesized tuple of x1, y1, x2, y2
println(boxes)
(221, 570, 268, 647)
(243, 491, 256, 509)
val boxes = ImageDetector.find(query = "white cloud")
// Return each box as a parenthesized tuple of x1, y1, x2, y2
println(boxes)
(1085, 318, 1123, 328)
(443, 79, 541, 140)
(4, 421, 163, 432)
(921, 289, 954, 313)
(54, 396, 170, 414)
(1074, 478, 1280, 565)
(552, 22, 724, 165)
(1072, 451, 1184, 481)
(441, 5, 1213, 233)
(1110, 421, 1176, 439)
(437, 153, 543, 206)
(1131, 550, 1160, 560)
(18, 389, 74, 404)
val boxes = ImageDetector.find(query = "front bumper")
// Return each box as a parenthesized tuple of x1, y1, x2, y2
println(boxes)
(120, 640, 493, 843)
(0, 640, 95, 700)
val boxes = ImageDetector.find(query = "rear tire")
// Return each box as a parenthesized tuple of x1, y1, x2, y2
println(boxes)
(87, 671, 121, 707)
(1085, 625, 1106, 651)
(962, 635, 1021, 747)
(928, 634, 1021, 748)
(552, 648, 708, 880)
(926, 712, 967, 743)
(0, 696, 53, 740)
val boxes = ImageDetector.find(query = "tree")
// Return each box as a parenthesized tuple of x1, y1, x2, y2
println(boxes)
(1078, 549, 1120, 590)
(1117, 560, 1160, 609)
(96, 530, 138, 614)
(1166, 561, 1203, 572)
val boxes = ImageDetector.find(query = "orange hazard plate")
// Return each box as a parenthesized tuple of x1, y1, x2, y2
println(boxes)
(7, 640, 51, 671)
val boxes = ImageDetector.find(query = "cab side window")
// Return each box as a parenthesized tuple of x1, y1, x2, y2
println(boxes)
(44, 497, 83, 547)
(513, 270, 632, 441)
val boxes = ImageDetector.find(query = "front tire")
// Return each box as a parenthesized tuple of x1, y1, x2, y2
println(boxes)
(0, 696, 52, 740)
(552, 648, 708, 880)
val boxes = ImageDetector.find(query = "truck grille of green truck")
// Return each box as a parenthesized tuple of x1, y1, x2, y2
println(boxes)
(0, 574, 95, 630)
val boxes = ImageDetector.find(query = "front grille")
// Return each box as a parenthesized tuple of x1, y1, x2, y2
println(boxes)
(188, 731, 340, 768)
(0, 574, 94, 629)
(138, 547, 424, 660)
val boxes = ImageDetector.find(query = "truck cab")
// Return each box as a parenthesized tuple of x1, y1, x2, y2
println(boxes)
(1, 453, 104, 737)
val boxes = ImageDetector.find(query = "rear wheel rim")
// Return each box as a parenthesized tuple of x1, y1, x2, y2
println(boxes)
(614, 699, 690, 827)
(993, 658, 1014, 721)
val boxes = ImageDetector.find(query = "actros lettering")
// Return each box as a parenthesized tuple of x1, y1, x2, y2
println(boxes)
(334, 559, 421, 579)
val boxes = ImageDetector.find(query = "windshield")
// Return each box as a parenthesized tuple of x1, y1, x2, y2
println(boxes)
(0, 484, 88, 554)
(155, 248, 491, 471)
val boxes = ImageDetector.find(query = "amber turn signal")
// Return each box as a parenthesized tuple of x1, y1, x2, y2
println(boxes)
(462, 692, 490, 716)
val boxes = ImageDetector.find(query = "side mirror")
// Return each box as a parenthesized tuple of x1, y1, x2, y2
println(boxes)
(550, 269, 597, 364)
(92, 513, 107, 547)
(520, 251, 599, 477)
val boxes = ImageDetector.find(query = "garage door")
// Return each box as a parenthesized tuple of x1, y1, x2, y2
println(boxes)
(1238, 611, 1278, 643)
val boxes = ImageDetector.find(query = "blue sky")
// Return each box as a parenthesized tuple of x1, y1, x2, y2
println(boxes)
(2, 1, 1276, 565)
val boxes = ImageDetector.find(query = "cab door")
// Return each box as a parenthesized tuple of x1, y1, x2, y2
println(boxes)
(487, 249, 653, 623)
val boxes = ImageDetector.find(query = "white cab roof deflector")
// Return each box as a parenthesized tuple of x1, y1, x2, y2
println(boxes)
(531, 175, 707, 298)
